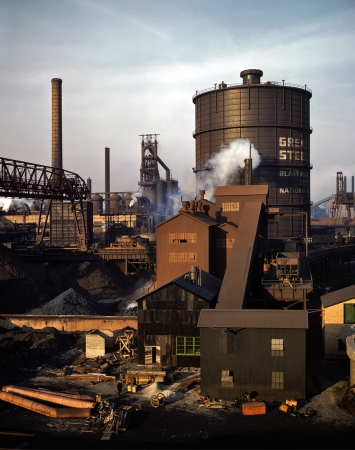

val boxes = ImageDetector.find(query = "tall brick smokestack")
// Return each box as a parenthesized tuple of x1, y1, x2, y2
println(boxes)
(51, 78, 62, 169)
(105, 147, 110, 214)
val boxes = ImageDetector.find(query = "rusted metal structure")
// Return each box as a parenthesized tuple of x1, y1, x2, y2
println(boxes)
(0, 156, 90, 249)
(330, 172, 355, 219)
(138, 134, 178, 216)
(193, 69, 312, 239)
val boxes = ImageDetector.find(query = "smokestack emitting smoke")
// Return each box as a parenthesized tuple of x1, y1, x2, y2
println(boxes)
(105, 147, 110, 214)
(197, 138, 261, 200)
(51, 78, 62, 170)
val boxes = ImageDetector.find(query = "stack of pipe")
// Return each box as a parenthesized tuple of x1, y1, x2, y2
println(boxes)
(0, 385, 97, 418)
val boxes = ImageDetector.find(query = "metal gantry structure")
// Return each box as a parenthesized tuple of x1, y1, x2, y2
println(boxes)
(0, 157, 90, 250)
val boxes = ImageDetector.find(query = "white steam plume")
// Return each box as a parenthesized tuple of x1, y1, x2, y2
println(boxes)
(129, 189, 142, 207)
(0, 198, 13, 212)
(197, 138, 262, 201)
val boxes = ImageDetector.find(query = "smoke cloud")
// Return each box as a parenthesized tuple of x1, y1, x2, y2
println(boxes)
(197, 138, 262, 201)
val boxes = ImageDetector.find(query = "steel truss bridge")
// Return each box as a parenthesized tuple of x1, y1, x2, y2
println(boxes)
(0, 157, 90, 250)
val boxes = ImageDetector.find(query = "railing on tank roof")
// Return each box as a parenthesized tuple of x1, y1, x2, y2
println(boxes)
(192, 81, 312, 100)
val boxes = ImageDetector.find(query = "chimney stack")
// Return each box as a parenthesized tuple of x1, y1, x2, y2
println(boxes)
(105, 147, 110, 214)
(51, 78, 62, 170)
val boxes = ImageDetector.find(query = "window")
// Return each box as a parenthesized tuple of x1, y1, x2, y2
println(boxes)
(169, 252, 196, 263)
(344, 304, 355, 323)
(169, 233, 197, 243)
(222, 202, 239, 212)
(217, 238, 235, 248)
(271, 371, 284, 389)
(271, 338, 284, 356)
(176, 336, 200, 355)
(221, 370, 234, 388)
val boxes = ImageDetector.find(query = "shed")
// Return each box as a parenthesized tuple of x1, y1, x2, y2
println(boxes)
(85, 329, 114, 358)
(321, 284, 355, 358)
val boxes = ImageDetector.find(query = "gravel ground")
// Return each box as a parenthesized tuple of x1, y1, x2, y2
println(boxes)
(0, 351, 355, 450)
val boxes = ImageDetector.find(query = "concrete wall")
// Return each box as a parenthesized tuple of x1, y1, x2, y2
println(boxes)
(324, 299, 355, 357)
(0, 315, 137, 332)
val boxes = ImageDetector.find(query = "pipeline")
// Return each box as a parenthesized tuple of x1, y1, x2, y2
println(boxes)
(2, 385, 96, 409)
(0, 391, 91, 418)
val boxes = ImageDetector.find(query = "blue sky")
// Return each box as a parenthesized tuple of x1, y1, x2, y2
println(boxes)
(1, 0, 355, 202)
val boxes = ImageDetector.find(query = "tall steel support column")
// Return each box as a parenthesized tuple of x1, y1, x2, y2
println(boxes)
(51, 78, 62, 170)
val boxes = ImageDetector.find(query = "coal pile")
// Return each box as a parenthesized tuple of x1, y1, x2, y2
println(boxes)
(0, 324, 81, 386)
(28, 288, 106, 315)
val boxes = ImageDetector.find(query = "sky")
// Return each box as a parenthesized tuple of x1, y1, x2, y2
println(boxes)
(1, 0, 355, 203)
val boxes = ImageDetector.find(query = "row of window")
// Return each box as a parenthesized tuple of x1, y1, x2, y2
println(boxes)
(168, 233, 235, 248)
(169, 252, 196, 263)
(222, 202, 239, 212)
(169, 233, 197, 243)
(176, 336, 285, 356)
(220, 370, 284, 390)
(216, 238, 235, 249)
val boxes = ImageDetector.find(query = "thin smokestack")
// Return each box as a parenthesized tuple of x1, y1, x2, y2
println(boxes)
(105, 147, 110, 214)
(51, 78, 62, 170)
(87, 177, 92, 199)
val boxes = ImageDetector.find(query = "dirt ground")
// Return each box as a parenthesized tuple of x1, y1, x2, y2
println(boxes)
(0, 340, 354, 450)
(1, 244, 355, 448)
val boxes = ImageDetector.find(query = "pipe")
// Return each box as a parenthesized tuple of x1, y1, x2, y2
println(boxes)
(30, 387, 96, 402)
(0, 391, 91, 418)
(2, 385, 96, 409)
(51, 78, 62, 170)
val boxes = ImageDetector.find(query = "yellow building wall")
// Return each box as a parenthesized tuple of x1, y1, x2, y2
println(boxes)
(324, 298, 355, 357)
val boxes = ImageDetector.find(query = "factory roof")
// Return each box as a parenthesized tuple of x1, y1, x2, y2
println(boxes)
(155, 210, 217, 228)
(214, 185, 269, 197)
(321, 284, 355, 308)
(136, 270, 222, 303)
(197, 309, 308, 329)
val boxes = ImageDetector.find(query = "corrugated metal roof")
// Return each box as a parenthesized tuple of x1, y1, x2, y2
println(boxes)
(155, 211, 217, 228)
(216, 202, 264, 309)
(135, 270, 221, 303)
(321, 284, 355, 308)
(214, 185, 269, 197)
(173, 271, 222, 301)
(198, 309, 308, 329)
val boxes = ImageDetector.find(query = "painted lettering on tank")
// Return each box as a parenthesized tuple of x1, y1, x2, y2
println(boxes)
(279, 187, 310, 194)
(279, 170, 308, 177)
(279, 150, 308, 161)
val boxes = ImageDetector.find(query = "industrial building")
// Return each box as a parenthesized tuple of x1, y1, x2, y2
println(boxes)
(137, 268, 221, 367)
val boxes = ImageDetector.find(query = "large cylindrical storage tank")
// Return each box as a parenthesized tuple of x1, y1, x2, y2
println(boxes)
(193, 69, 312, 238)
(110, 193, 121, 214)
(91, 194, 103, 215)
